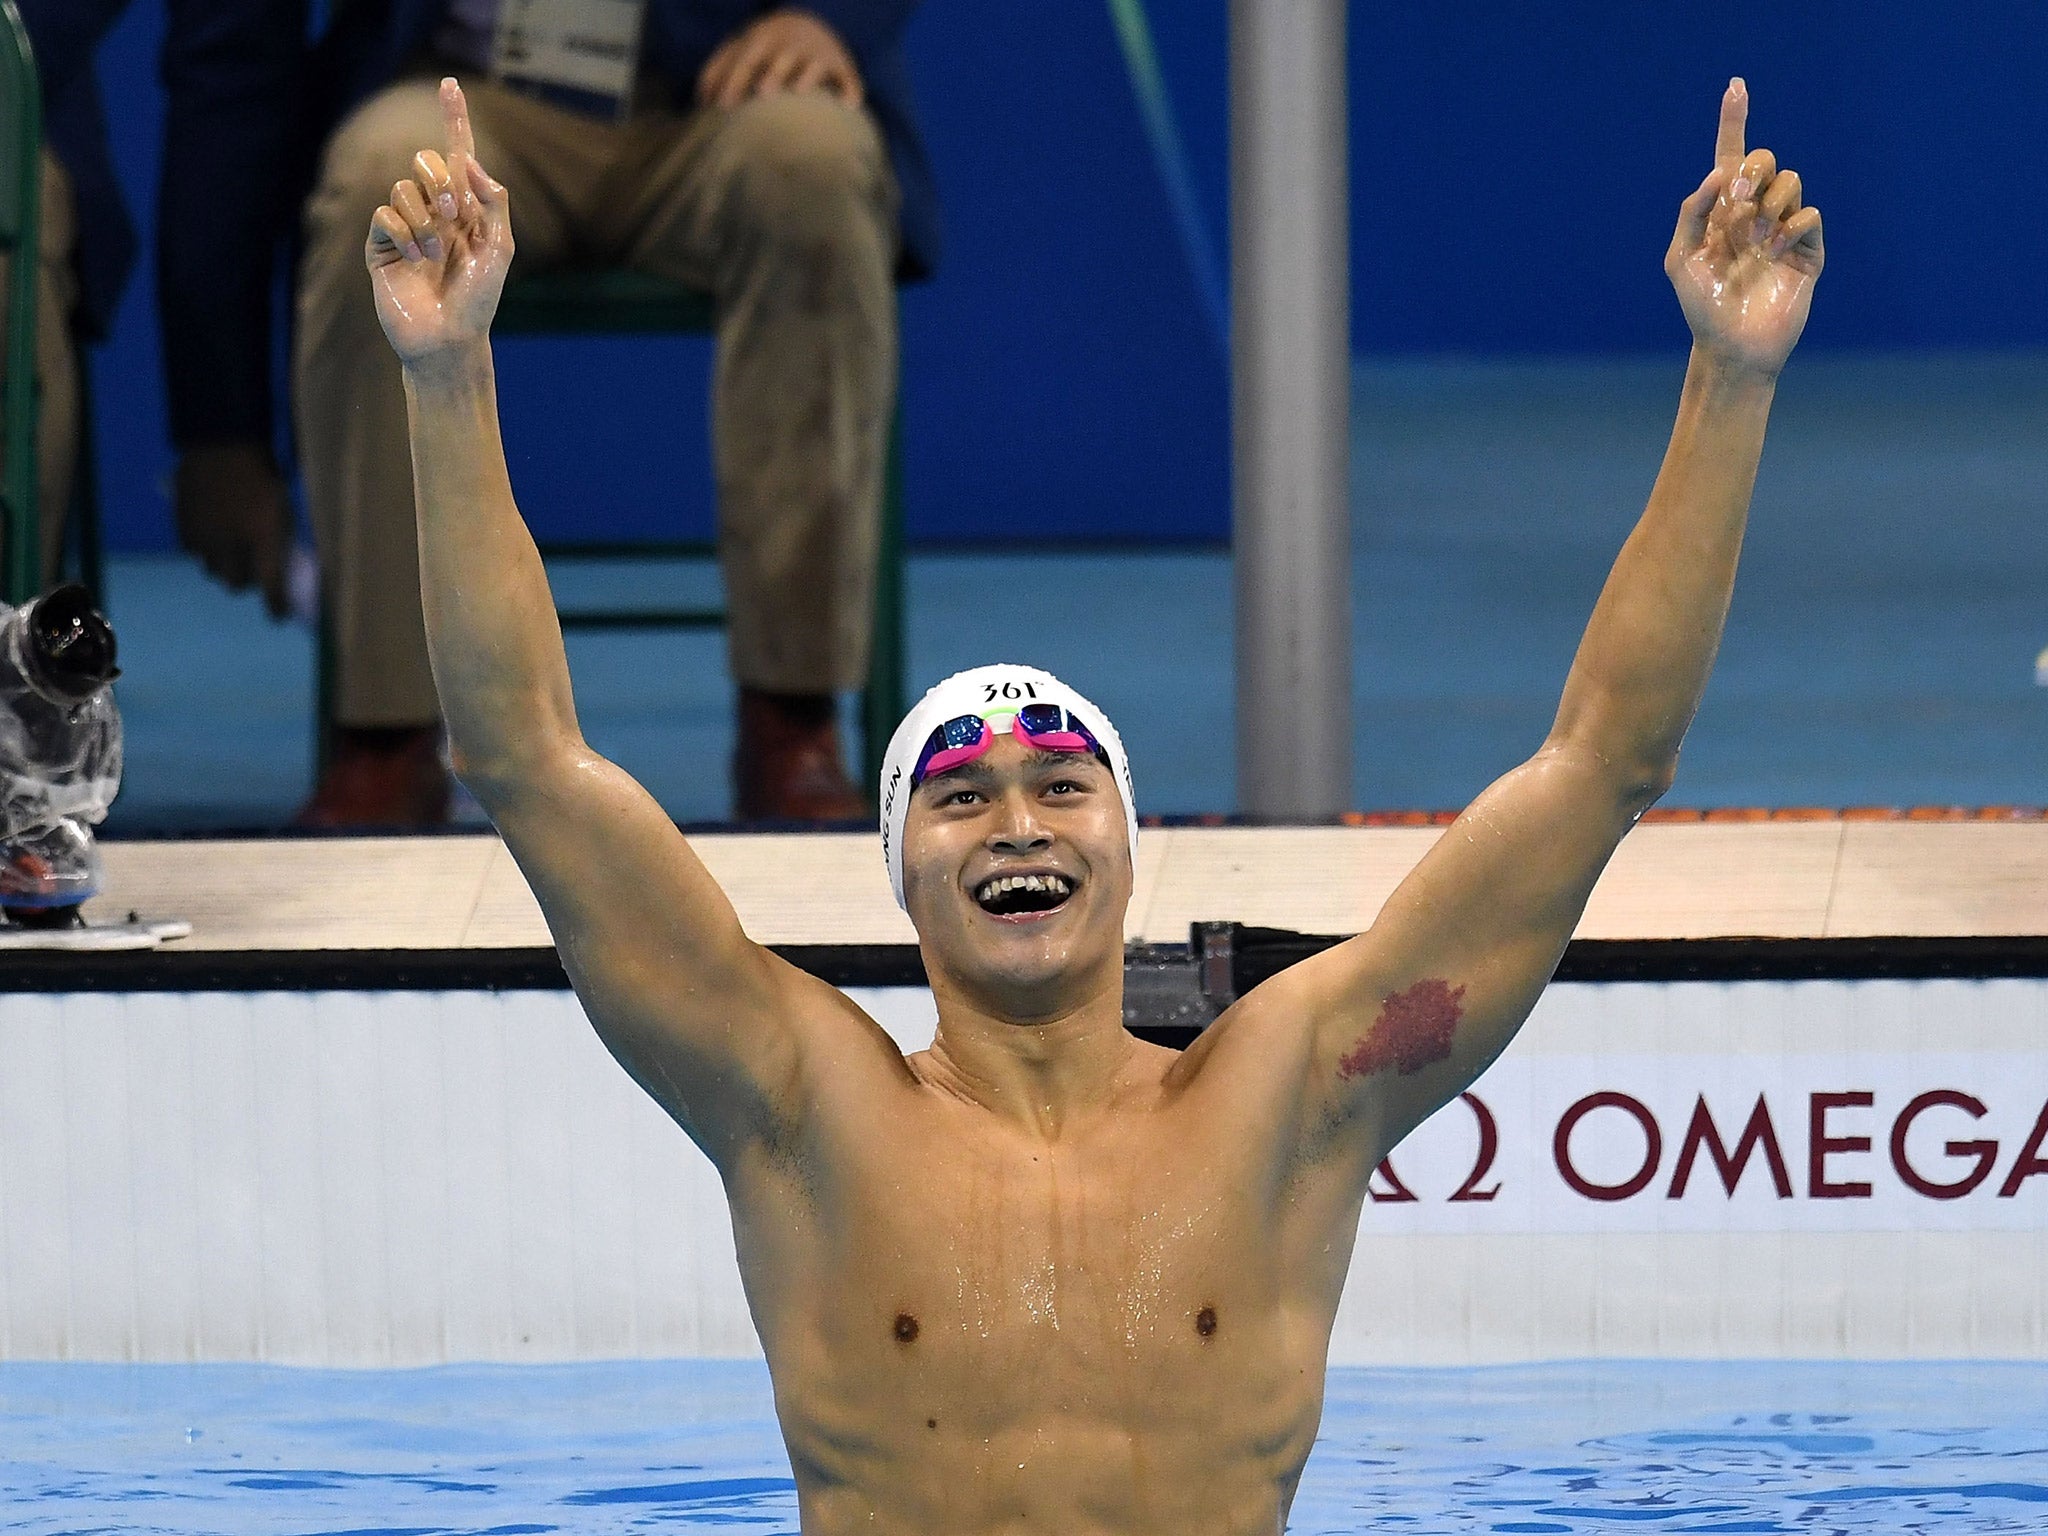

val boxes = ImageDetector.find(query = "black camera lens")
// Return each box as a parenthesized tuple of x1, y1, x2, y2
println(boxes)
(21, 584, 120, 702)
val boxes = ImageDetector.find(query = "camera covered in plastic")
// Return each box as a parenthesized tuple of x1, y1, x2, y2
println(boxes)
(0, 583, 122, 924)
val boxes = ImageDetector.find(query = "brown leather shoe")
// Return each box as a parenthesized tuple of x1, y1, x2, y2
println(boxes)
(733, 688, 867, 822)
(294, 724, 453, 829)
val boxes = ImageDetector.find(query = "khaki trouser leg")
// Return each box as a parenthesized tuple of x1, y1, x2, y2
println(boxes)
(611, 94, 899, 694)
(294, 78, 601, 727)
(0, 153, 80, 591)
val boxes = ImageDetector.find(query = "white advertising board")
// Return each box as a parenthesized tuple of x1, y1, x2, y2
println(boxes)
(0, 978, 2040, 1364)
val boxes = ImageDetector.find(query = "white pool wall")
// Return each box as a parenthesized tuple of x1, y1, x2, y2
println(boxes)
(0, 980, 2043, 1366)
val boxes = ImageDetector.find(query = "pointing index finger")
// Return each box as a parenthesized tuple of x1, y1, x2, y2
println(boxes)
(1715, 77, 1748, 170)
(441, 77, 477, 165)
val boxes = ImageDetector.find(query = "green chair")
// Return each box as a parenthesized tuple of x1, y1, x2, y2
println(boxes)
(317, 266, 908, 803)
(492, 267, 907, 799)
(0, 0, 41, 606)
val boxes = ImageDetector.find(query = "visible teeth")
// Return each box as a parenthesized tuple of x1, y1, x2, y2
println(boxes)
(979, 873, 1073, 900)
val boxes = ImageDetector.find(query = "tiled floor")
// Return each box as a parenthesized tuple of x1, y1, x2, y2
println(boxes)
(93, 353, 2048, 833)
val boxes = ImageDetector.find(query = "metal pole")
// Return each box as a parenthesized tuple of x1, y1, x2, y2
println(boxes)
(1230, 0, 1352, 818)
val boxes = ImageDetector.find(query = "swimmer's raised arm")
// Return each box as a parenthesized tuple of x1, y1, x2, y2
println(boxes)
(1241, 81, 1824, 1171)
(367, 80, 847, 1164)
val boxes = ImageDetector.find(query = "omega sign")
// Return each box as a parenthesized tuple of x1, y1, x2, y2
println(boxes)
(1357, 1006, 2048, 1236)
(1375, 1087, 2047, 1204)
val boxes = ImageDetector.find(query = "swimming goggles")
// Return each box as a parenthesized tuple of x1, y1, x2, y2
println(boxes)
(911, 704, 1105, 786)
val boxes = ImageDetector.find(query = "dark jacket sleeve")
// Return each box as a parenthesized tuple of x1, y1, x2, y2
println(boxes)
(17, 0, 140, 339)
(156, 0, 308, 450)
(12, 0, 131, 99)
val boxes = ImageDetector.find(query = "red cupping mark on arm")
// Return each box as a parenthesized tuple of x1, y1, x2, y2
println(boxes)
(1337, 978, 1468, 1081)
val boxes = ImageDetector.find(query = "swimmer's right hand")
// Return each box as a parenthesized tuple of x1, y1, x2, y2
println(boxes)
(365, 78, 513, 366)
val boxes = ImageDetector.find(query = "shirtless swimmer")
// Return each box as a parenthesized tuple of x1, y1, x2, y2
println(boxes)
(366, 76, 1822, 1535)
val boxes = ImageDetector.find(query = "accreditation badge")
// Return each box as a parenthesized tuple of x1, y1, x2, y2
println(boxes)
(491, 0, 647, 119)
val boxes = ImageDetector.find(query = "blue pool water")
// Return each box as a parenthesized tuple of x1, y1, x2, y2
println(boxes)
(3, 1359, 2045, 1533)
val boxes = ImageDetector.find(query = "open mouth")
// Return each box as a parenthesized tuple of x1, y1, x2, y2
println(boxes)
(973, 872, 1076, 919)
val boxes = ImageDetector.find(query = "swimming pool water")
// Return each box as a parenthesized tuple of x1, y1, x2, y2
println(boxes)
(3, 1359, 2044, 1533)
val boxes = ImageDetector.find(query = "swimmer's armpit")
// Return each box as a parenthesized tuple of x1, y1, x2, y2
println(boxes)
(1335, 978, 1467, 1082)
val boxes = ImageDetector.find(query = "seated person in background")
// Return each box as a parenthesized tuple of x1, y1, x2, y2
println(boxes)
(15, 2, 307, 620)
(4, 2, 138, 591)
(293, 0, 934, 827)
(369, 81, 1819, 1531)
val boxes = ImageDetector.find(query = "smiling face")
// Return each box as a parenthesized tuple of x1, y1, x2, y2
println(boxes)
(900, 732, 1134, 1021)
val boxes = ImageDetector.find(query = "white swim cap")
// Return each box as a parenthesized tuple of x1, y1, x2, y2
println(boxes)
(879, 664, 1137, 912)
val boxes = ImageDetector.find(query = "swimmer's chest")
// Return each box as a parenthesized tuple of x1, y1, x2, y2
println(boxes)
(781, 1119, 1301, 1411)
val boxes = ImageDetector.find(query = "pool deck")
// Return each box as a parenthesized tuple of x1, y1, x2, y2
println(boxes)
(91, 354, 2048, 832)
(53, 820, 2048, 954)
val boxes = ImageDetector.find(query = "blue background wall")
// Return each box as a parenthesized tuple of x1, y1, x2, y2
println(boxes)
(80, 3, 2048, 554)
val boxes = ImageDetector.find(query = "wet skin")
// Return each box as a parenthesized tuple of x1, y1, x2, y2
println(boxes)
(378, 77, 1820, 1536)
(722, 737, 1382, 1534)
(729, 1015, 1357, 1536)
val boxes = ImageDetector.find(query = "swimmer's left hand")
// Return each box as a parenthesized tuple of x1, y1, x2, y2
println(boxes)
(1665, 79, 1825, 380)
